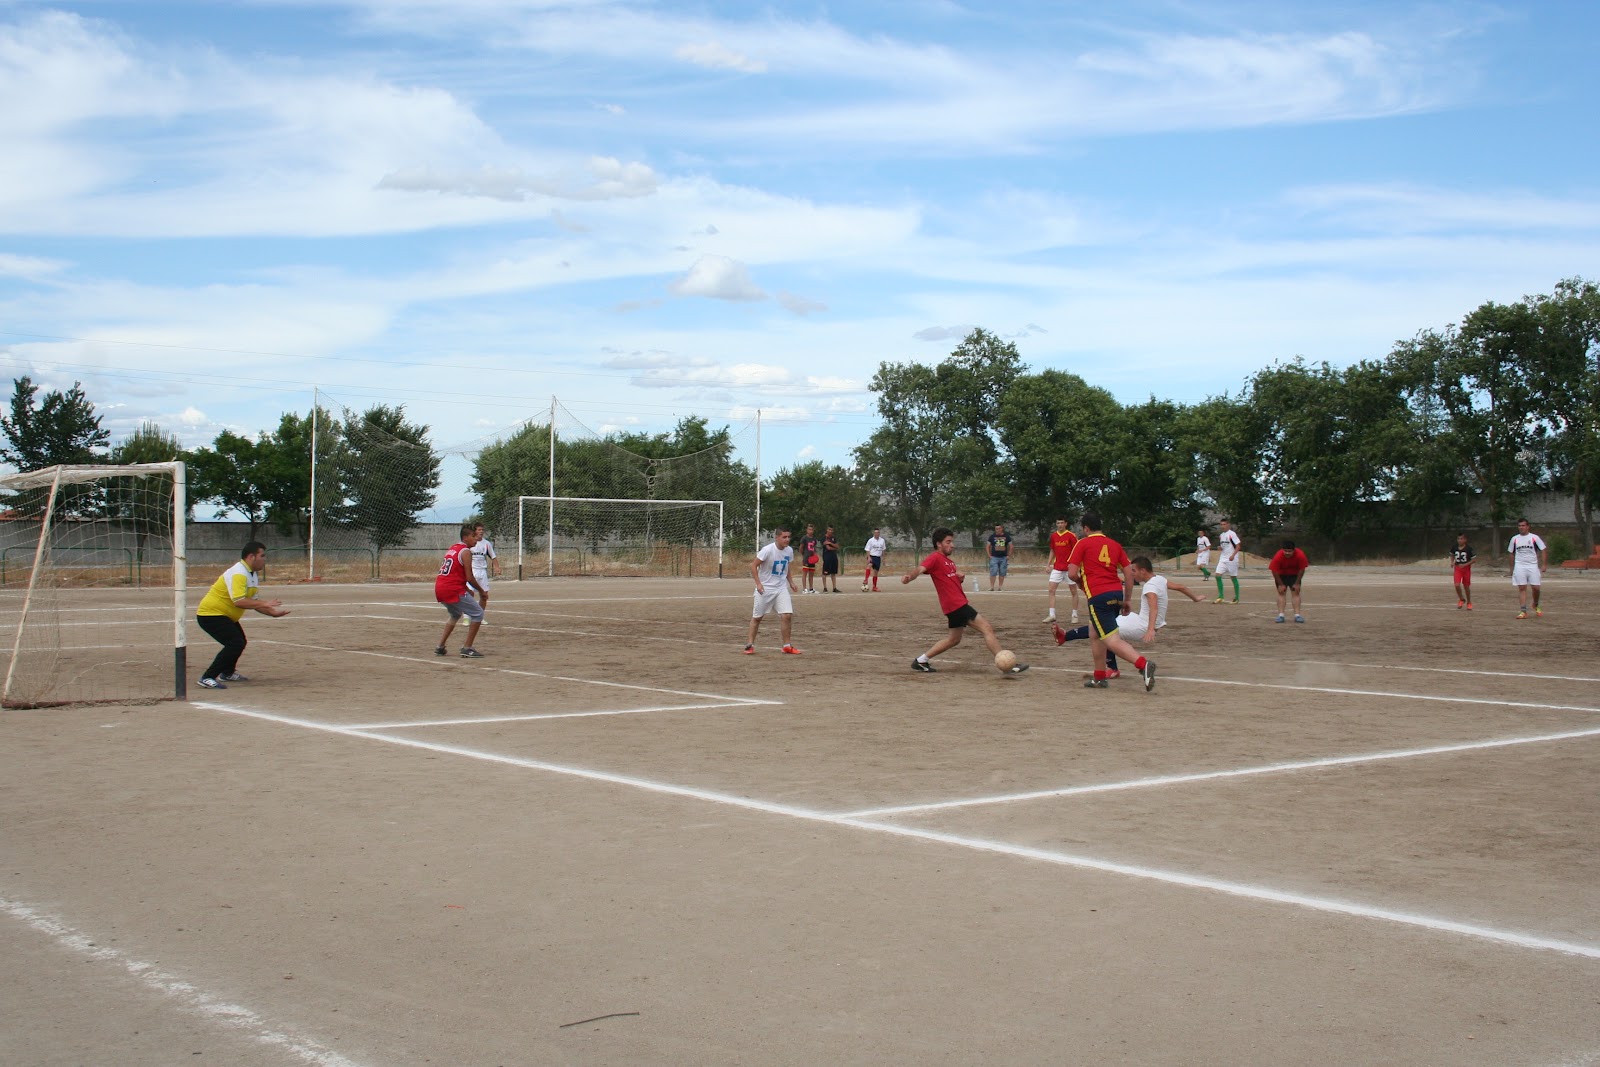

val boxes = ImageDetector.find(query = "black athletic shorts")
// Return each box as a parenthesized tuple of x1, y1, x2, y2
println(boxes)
(1087, 590, 1124, 639)
(945, 603, 978, 629)
(1274, 572, 1302, 590)
(822, 551, 839, 575)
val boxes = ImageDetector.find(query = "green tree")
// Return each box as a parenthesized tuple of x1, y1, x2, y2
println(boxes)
(188, 431, 272, 536)
(107, 422, 187, 546)
(1174, 394, 1275, 534)
(763, 461, 880, 547)
(329, 405, 441, 561)
(0, 376, 111, 518)
(1100, 398, 1203, 549)
(1524, 278, 1600, 552)
(854, 361, 941, 548)
(995, 370, 1123, 534)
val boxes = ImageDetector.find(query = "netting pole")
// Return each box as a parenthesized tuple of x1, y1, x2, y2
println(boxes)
(3, 469, 61, 707)
(308, 386, 318, 582)
(754, 408, 762, 552)
(172, 461, 188, 701)
(717, 502, 724, 578)
(516, 495, 525, 581)
(547, 396, 556, 579)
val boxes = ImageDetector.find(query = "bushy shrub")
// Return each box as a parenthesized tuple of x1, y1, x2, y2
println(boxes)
(1546, 533, 1578, 565)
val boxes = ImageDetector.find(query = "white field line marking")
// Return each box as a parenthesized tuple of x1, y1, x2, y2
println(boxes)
(192, 701, 1600, 962)
(254, 638, 782, 706)
(842, 725, 1600, 817)
(0, 896, 365, 1067)
(1172, 650, 1600, 685)
(358, 700, 768, 729)
(1163, 675, 1600, 715)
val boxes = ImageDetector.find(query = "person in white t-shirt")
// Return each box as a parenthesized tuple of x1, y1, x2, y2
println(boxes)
(1054, 556, 1204, 647)
(1507, 517, 1548, 619)
(1194, 527, 1213, 579)
(1213, 519, 1242, 603)
(469, 523, 498, 612)
(861, 528, 888, 591)
(746, 528, 801, 654)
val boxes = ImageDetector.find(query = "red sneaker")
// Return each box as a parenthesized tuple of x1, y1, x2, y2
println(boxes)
(742, 644, 755, 655)
(1106, 670, 1121, 679)
(1052, 624, 1068, 646)
(782, 645, 803, 655)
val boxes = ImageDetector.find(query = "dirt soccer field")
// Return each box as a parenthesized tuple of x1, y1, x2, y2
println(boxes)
(2, 565, 1598, 1066)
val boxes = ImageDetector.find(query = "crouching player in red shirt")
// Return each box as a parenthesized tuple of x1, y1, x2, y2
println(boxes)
(435, 523, 488, 658)
(1066, 511, 1156, 691)
(903, 527, 1028, 675)
(1268, 539, 1310, 624)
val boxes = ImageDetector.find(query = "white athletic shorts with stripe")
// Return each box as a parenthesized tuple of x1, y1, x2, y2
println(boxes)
(753, 587, 794, 617)
(1511, 562, 1542, 587)
(1215, 556, 1240, 577)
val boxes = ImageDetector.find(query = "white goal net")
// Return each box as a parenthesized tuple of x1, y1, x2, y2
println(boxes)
(515, 496, 725, 578)
(0, 463, 186, 708)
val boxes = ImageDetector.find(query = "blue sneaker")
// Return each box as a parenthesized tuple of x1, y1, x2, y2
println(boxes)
(1275, 614, 1286, 623)
(220, 672, 248, 682)
(459, 647, 484, 659)
(197, 676, 226, 690)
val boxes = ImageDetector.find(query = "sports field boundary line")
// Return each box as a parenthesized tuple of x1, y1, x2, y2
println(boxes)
(0, 895, 365, 1067)
(1161, 675, 1600, 714)
(841, 724, 1600, 817)
(358, 700, 771, 729)
(1171, 651, 1600, 684)
(255, 637, 782, 706)
(192, 700, 1600, 963)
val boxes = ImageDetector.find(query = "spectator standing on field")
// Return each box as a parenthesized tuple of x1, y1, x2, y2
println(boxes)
(821, 526, 841, 592)
(1044, 516, 1081, 624)
(1508, 518, 1548, 619)
(797, 524, 820, 594)
(1451, 533, 1476, 610)
(986, 523, 1012, 591)
(195, 540, 289, 691)
(1268, 540, 1310, 623)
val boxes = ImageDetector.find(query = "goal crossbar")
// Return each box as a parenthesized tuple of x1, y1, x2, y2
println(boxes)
(514, 496, 725, 579)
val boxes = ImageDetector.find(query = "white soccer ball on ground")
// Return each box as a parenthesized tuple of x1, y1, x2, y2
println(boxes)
(994, 649, 1017, 672)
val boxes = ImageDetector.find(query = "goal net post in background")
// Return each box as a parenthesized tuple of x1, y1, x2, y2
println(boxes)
(0, 462, 187, 708)
(513, 496, 724, 578)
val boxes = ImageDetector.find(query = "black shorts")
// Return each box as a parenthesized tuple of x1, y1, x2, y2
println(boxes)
(1275, 572, 1302, 590)
(1087, 590, 1124, 639)
(822, 551, 839, 575)
(868, 555, 882, 571)
(945, 603, 978, 629)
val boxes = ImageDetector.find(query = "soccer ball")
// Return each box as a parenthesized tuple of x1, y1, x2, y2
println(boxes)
(994, 650, 1017, 672)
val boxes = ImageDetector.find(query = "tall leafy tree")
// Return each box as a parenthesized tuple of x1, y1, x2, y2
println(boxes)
(330, 405, 441, 559)
(108, 422, 187, 543)
(1524, 278, 1600, 551)
(996, 369, 1124, 534)
(188, 430, 273, 537)
(1174, 395, 1275, 535)
(0, 377, 111, 518)
(763, 461, 880, 547)
(854, 361, 942, 548)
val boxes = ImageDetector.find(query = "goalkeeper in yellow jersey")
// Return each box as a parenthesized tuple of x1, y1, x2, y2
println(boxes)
(196, 541, 289, 691)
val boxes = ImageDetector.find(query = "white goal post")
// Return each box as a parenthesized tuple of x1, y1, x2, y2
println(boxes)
(514, 496, 725, 579)
(0, 462, 187, 707)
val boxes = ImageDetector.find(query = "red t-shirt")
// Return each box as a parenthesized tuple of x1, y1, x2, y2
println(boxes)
(1049, 529, 1079, 571)
(435, 542, 470, 602)
(1269, 548, 1309, 577)
(1067, 532, 1131, 597)
(920, 549, 968, 614)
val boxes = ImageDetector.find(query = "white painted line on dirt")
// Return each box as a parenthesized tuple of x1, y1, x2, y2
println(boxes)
(0, 895, 366, 1067)
(1164, 675, 1600, 715)
(1173, 651, 1600, 685)
(357, 700, 769, 729)
(842, 725, 1600, 817)
(255, 637, 782, 706)
(193, 700, 1600, 963)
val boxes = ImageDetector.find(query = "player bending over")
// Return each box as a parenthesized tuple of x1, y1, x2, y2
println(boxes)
(196, 540, 290, 691)
(1268, 540, 1309, 623)
(904, 528, 1027, 675)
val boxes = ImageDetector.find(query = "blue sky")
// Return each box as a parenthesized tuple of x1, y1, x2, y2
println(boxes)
(2, 0, 1597, 517)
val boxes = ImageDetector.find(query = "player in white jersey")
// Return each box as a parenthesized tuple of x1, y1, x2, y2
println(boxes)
(1054, 556, 1204, 646)
(862, 528, 887, 591)
(470, 523, 498, 611)
(1194, 528, 1212, 579)
(1213, 518, 1242, 603)
(746, 528, 801, 654)
(1507, 518, 1547, 618)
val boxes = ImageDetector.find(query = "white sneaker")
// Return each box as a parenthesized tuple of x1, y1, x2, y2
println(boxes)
(1043, 613, 1055, 623)
(1070, 611, 1079, 624)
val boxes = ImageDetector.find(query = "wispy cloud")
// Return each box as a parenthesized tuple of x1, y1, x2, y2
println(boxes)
(669, 256, 766, 301)
(675, 40, 766, 74)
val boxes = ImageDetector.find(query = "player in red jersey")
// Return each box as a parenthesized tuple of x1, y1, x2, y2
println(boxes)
(1065, 511, 1156, 691)
(1267, 539, 1310, 623)
(435, 523, 488, 658)
(1044, 516, 1082, 624)
(903, 527, 1028, 675)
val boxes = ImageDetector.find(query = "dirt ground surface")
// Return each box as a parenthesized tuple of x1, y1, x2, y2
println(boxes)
(2, 563, 1598, 1066)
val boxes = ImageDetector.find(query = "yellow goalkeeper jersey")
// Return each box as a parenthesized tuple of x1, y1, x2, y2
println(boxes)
(197, 560, 259, 621)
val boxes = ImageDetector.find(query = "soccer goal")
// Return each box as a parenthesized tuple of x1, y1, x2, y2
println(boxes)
(0, 462, 187, 708)
(514, 496, 725, 578)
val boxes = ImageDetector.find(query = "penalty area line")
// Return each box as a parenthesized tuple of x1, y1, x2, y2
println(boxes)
(358, 700, 771, 729)
(192, 700, 1600, 963)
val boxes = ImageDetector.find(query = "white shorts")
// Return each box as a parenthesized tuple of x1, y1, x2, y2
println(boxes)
(1049, 568, 1073, 585)
(1215, 556, 1240, 577)
(1117, 614, 1149, 641)
(1195, 552, 1210, 567)
(753, 586, 794, 618)
(1511, 563, 1542, 587)
(473, 572, 491, 591)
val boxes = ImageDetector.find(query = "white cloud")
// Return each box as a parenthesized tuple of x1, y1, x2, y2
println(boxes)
(376, 157, 657, 202)
(178, 406, 208, 426)
(913, 325, 975, 341)
(675, 40, 767, 74)
(777, 292, 827, 316)
(797, 444, 816, 458)
(0, 254, 68, 280)
(669, 255, 766, 301)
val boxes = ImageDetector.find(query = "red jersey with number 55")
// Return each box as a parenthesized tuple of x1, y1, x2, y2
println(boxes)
(1068, 532, 1131, 597)
(435, 542, 470, 602)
